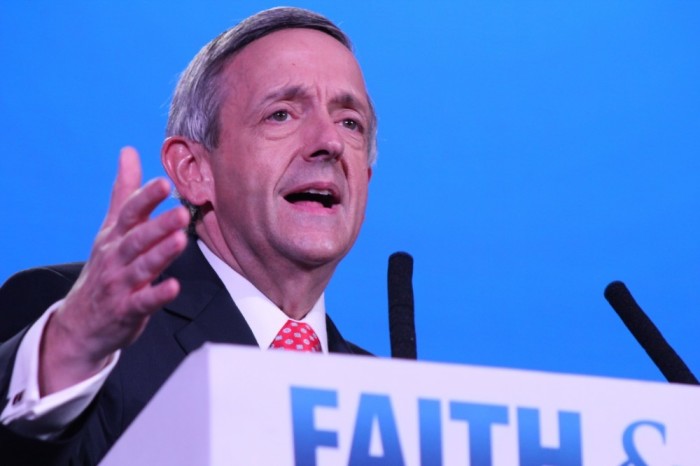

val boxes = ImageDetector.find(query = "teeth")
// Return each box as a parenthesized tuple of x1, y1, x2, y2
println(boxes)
(304, 189, 332, 196)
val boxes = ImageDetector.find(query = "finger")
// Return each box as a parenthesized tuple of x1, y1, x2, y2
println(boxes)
(113, 177, 172, 235)
(130, 277, 181, 315)
(118, 206, 190, 265)
(102, 147, 143, 229)
(123, 229, 188, 289)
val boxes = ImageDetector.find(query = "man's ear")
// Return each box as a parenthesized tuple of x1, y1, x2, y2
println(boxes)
(161, 137, 214, 207)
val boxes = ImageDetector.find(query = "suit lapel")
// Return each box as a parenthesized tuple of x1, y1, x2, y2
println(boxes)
(160, 239, 257, 354)
(326, 315, 357, 354)
(157, 238, 368, 356)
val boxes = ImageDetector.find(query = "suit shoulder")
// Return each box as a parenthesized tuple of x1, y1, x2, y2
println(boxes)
(3, 263, 83, 283)
(1, 263, 83, 303)
(0, 263, 84, 342)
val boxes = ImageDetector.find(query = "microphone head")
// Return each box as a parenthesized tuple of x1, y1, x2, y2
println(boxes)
(388, 252, 413, 281)
(389, 252, 413, 268)
(388, 252, 414, 310)
(604, 280, 636, 320)
(604, 280, 629, 304)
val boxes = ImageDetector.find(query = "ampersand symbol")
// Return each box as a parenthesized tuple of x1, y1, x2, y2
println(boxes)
(620, 420, 666, 466)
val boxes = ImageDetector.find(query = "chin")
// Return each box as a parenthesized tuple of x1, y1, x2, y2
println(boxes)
(286, 238, 352, 268)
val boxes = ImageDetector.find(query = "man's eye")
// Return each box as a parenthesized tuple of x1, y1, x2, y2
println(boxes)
(269, 110, 290, 122)
(342, 119, 361, 131)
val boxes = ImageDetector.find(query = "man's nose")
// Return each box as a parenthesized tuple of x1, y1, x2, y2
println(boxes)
(303, 113, 344, 161)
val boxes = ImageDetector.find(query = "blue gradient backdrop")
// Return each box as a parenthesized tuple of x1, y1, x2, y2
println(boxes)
(2, 2, 698, 382)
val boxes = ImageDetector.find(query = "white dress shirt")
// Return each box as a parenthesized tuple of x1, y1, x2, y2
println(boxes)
(0, 240, 328, 438)
(198, 240, 328, 352)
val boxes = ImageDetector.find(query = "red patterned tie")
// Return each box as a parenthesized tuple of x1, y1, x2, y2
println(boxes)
(270, 320, 322, 352)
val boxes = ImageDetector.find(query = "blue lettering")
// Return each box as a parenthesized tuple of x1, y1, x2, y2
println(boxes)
(418, 398, 442, 466)
(621, 420, 666, 466)
(449, 401, 509, 466)
(517, 408, 582, 466)
(290, 386, 338, 466)
(349, 393, 405, 465)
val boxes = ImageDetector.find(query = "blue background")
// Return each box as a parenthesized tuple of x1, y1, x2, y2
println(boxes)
(1, 2, 698, 382)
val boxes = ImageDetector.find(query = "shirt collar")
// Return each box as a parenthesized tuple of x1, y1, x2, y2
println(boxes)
(197, 240, 328, 352)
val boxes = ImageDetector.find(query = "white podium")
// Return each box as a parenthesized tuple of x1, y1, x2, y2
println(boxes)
(101, 344, 700, 465)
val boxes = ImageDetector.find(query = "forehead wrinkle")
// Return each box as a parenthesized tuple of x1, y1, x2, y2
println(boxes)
(258, 82, 368, 110)
(260, 84, 309, 106)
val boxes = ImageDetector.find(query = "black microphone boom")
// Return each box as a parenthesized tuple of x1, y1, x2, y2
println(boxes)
(388, 252, 417, 359)
(604, 280, 698, 385)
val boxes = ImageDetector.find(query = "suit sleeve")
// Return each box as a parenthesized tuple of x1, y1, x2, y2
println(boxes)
(0, 265, 86, 465)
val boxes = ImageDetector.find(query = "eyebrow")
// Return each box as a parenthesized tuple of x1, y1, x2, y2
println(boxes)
(329, 92, 370, 117)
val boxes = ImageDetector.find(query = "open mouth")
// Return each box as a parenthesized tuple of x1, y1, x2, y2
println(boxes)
(284, 189, 340, 208)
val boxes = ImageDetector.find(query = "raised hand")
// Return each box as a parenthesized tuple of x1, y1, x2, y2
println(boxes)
(39, 147, 190, 395)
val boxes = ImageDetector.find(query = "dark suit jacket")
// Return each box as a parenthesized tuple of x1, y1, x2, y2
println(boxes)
(0, 240, 369, 465)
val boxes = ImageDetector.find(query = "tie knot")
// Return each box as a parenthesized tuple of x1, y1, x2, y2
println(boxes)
(270, 320, 322, 352)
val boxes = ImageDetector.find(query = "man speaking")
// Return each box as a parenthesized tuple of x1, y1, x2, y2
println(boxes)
(0, 7, 375, 464)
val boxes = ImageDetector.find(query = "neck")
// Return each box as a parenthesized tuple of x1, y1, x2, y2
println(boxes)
(195, 223, 337, 321)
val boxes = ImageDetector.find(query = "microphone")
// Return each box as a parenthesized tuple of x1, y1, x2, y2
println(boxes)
(388, 252, 417, 359)
(604, 280, 698, 385)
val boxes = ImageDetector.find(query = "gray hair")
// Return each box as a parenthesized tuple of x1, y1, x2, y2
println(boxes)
(166, 7, 377, 224)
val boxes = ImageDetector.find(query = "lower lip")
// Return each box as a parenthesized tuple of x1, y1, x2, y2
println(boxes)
(286, 200, 340, 214)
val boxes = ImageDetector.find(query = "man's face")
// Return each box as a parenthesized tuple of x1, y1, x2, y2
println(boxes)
(204, 28, 372, 273)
